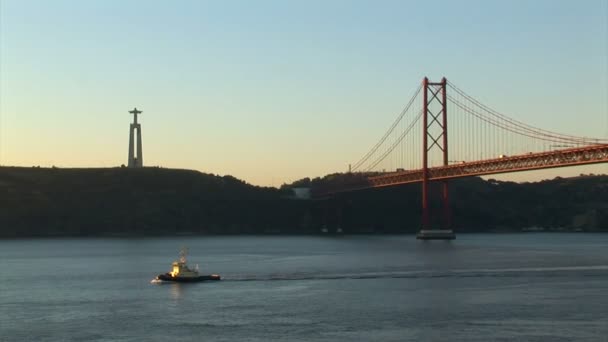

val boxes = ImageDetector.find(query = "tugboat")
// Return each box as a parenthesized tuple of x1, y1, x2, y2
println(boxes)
(154, 248, 220, 283)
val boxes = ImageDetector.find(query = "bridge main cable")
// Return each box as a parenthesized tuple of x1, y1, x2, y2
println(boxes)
(447, 81, 608, 145)
(351, 84, 422, 172)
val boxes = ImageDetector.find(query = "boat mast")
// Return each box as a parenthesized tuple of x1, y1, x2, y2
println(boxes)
(179, 247, 188, 264)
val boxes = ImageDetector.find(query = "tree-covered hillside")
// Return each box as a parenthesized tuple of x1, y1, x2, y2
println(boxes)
(0, 166, 606, 237)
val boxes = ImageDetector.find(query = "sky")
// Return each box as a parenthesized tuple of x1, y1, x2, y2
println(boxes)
(0, 0, 607, 186)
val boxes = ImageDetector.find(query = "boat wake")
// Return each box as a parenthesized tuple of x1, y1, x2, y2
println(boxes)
(221, 265, 608, 282)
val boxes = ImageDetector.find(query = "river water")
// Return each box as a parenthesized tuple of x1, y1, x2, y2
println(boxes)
(1, 233, 607, 341)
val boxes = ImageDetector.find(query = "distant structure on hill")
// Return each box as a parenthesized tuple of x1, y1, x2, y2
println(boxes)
(292, 187, 311, 200)
(127, 107, 143, 168)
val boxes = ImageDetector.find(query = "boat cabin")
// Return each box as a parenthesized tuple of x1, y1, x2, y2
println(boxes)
(168, 258, 199, 278)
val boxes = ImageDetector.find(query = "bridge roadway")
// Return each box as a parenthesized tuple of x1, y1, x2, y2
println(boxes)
(326, 145, 608, 193)
(370, 144, 608, 188)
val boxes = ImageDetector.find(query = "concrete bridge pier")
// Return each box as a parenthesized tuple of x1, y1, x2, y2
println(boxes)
(416, 229, 455, 240)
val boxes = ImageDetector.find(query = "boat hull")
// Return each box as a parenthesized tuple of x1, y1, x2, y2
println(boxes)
(156, 273, 221, 282)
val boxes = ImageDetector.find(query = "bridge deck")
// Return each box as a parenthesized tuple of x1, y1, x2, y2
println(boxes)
(316, 145, 608, 195)
(368, 145, 608, 188)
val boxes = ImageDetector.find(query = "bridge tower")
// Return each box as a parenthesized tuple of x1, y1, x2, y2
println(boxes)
(127, 107, 143, 168)
(417, 77, 454, 240)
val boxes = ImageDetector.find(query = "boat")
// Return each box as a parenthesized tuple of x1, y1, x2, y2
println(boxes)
(154, 248, 220, 283)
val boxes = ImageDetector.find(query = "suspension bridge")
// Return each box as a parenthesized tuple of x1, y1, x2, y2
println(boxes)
(319, 77, 608, 239)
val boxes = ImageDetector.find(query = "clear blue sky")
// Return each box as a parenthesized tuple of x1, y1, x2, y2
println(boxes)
(1, 0, 607, 186)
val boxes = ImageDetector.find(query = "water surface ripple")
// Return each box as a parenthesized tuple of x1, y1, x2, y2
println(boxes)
(1, 233, 607, 341)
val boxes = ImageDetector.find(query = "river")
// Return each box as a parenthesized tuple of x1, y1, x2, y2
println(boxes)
(1, 233, 607, 341)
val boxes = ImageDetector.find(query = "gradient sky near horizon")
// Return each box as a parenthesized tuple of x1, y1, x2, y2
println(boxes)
(1, 0, 607, 186)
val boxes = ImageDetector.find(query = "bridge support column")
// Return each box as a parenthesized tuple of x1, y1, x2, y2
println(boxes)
(320, 198, 345, 234)
(417, 77, 454, 240)
(441, 77, 452, 231)
(421, 77, 430, 230)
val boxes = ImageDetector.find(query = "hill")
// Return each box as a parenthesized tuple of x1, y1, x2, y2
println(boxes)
(0, 166, 305, 237)
(0, 166, 607, 237)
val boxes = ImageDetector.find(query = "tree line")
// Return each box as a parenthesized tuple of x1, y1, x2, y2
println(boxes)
(0, 166, 606, 237)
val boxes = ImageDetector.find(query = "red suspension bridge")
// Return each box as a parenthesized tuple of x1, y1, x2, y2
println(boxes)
(321, 77, 608, 239)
